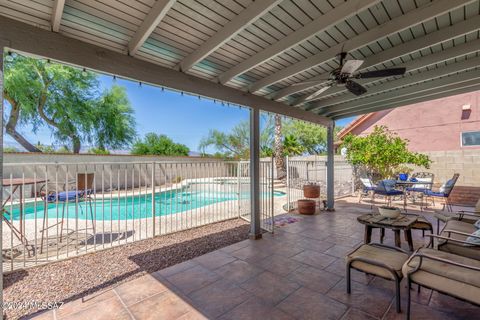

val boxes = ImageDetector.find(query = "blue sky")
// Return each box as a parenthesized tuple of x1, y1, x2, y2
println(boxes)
(4, 73, 354, 153)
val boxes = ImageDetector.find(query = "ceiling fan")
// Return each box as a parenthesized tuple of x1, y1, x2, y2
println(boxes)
(293, 52, 406, 101)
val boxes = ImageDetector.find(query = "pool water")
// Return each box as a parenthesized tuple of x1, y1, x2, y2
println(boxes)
(8, 185, 285, 221)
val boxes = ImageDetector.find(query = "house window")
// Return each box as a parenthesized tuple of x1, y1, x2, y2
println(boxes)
(461, 131, 480, 146)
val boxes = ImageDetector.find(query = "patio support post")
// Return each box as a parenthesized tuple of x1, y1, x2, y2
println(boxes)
(0, 44, 5, 316)
(249, 107, 262, 239)
(326, 121, 335, 211)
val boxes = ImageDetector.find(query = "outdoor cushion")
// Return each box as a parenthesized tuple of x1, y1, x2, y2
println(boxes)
(46, 190, 92, 202)
(475, 219, 480, 229)
(411, 216, 433, 231)
(402, 248, 480, 305)
(424, 190, 447, 197)
(346, 244, 409, 280)
(466, 229, 480, 246)
(439, 178, 455, 194)
(434, 212, 478, 225)
(438, 220, 480, 260)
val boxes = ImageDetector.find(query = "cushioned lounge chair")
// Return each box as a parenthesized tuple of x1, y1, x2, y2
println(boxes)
(403, 247, 480, 320)
(427, 219, 480, 260)
(434, 198, 480, 233)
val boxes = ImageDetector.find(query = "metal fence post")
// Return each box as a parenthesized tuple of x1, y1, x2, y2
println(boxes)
(0, 44, 5, 317)
(286, 156, 290, 211)
(237, 162, 241, 218)
(271, 156, 274, 233)
(151, 162, 156, 237)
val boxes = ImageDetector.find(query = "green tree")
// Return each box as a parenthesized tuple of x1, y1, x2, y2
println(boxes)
(283, 120, 342, 155)
(342, 125, 431, 179)
(198, 119, 274, 159)
(3, 54, 136, 153)
(132, 133, 189, 156)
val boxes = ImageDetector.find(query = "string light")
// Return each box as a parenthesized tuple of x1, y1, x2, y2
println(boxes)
(161, 87, 165, 92)
(5, 51, 13, 62)
(139, 81, 142, 87)
(112, 75, 117, 82)
(81, 68, 88, 77)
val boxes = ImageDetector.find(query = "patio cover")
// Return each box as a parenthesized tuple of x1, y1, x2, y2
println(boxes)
(0, 0, 479, 121)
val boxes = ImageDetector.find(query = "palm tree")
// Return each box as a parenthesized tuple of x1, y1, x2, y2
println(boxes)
(274, 114, 286, 180)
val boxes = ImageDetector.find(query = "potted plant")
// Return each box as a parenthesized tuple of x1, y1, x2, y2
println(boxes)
(297, 199, 316, 215)
(303, 182, 320, 198)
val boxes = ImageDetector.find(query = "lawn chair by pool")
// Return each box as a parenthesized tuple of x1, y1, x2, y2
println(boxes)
(423, 173, 459, 211)
(40, 173, 96, 253)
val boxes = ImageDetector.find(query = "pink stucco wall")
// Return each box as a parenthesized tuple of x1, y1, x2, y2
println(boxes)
(348, 90, 480, 152)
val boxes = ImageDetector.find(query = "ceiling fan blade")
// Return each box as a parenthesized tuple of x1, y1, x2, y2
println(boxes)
(345, 80, 367, 96)
(306, 86, 331, 100)
(341, 60, 364, 74)
(358, 67, 406, 78)
(291, 79, 329, 86)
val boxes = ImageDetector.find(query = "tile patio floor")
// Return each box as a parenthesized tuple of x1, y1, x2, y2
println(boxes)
(33, 199, 479, 319)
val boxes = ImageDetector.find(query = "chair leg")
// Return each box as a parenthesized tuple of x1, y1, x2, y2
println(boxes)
(436, 219, 440, 235)
(395, 278, 401, 313)
(407, 278, 412, 320)
(422, 229, 425, 237)
(346, 263, 352, 294)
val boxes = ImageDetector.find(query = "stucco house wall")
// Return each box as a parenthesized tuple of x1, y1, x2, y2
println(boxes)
(344, 90, 480, 152)
(339, 90, 480, 187)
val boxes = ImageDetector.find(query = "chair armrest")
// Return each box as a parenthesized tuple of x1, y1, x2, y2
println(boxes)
(369, 242, 409, 254)
(444, 229, 480, 240)
(411, 251, 480, 272)
(424, 234, 479, 247)
(457, 211, 480, 218)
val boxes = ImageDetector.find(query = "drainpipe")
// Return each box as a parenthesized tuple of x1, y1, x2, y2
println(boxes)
(249, 108, 261, 239)
(326, 121, 335, 211)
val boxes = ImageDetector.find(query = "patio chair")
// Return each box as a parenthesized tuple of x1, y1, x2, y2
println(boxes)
(433, 199, 480, 234)
(403, 247, 480, 320)
(374, 179, 404, 208)
(423, 173, 460, 211)
(427, 219, 480, 260)
(358, 178, 377, 203)
(40, 173, 96, 252)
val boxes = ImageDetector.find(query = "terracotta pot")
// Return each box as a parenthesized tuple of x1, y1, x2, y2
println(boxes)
(298, 199, 316, 215)
(303, 184, 320, 198)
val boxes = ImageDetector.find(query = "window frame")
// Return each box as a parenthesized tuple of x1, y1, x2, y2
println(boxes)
(460, 131, 480, 147)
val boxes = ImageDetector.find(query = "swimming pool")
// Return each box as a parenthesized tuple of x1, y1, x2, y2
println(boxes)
(8, 185, 285, 221)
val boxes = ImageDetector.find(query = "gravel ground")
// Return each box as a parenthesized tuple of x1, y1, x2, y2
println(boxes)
(3, 219, 249, 320)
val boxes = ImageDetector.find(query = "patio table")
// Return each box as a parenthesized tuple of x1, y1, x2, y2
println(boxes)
(2, 178, 47, 253)
(357, 213, 418, 251)
(395, 180, 433, 211)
